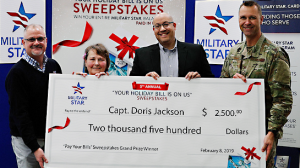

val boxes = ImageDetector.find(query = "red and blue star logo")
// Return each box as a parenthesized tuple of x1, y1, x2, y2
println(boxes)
(7, 2, 36, 32)
(204, 5, 233, 35)
(72, 82, 85, 94)
(279, 157, 285, 163)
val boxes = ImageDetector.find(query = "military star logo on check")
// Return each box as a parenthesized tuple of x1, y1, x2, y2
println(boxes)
(72, 82, 85, 94)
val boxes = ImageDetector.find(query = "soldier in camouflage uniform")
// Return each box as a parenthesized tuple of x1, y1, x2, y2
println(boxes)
(220, 1, 293, 168)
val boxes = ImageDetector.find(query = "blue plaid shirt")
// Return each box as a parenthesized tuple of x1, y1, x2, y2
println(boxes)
(22, 53, 48, 73)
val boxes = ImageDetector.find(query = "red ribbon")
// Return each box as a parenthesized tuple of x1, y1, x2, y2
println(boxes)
(234, 82, 261, 95)
(53, 22, 93, 54)
(48, 117, 70, 133)
(109, 33, 139, 60)
(132, 81, 169, 91)
(241, 146, 261, 160)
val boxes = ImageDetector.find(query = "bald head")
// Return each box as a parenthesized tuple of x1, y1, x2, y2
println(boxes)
(153, 13, 174, 25)
(24, 24, 45, 38)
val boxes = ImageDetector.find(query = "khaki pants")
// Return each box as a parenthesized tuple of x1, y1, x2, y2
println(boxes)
(11, 136, 44, 168)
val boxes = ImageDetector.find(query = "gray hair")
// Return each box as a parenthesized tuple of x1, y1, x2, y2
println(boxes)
(24, 24, 46, 36)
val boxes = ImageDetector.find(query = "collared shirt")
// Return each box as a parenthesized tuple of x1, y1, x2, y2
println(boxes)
(159, 40, 178, 77)
(22, 53, 48, 73)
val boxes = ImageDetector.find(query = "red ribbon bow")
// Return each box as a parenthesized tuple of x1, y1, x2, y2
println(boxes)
(132, 81, 169, 91)
(48, 117, 70, 133)
(109, 33, 139, 60)
(241, 146, 261, 160)
(53, 22, 93, 54)
(235, 82, 261, 95)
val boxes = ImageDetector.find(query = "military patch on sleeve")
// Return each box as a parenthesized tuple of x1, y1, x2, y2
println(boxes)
(279, 53, 290, 66)
(279, 47, 291, 66)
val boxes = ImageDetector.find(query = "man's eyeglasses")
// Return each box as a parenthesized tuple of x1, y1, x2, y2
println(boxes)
(153, 22, 174, 29)
(24, 37, 46, 42)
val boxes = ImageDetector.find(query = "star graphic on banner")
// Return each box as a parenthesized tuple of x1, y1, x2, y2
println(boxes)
(279, 157, 285, 163)
(7, 2, 36, 32)
(72, 82, 85, 94)
(204, 5, 233, 35)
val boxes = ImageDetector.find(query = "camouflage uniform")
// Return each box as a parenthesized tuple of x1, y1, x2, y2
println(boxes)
(220, 34, 293, 168)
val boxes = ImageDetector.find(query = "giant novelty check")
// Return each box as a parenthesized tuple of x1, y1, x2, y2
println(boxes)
(45, 75, 266, 168)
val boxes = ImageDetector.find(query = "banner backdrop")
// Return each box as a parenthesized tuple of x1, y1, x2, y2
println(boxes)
(260, 0, 300, 33)
(0, 0, 45, 63)
(194, 0, 242, 65)
(264, 33, 300, 148)
(52, 0, 185, 75)
(258, 0, 300, 148)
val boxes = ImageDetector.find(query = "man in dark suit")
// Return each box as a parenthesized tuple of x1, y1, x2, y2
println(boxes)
(130, 13, 214, 80)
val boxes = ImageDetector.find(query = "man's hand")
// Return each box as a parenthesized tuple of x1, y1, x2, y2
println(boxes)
(146, 71, 160, 80)
(34, 148, 48, 168)
(261, 131, 275, 161)
(233, 73, 247, 83)
(185, 71, 200, 81)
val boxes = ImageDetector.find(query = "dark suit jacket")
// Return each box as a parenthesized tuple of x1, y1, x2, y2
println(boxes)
(130, 41, 214, 77)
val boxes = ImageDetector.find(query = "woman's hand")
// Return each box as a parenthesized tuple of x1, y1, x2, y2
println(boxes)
(95, 72, 109, 78)
(72, 72, 88, 77)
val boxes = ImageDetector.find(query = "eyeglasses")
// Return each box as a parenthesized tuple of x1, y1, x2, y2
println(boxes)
(24, 37, 46, 42)
(153, 22, 174, 29)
